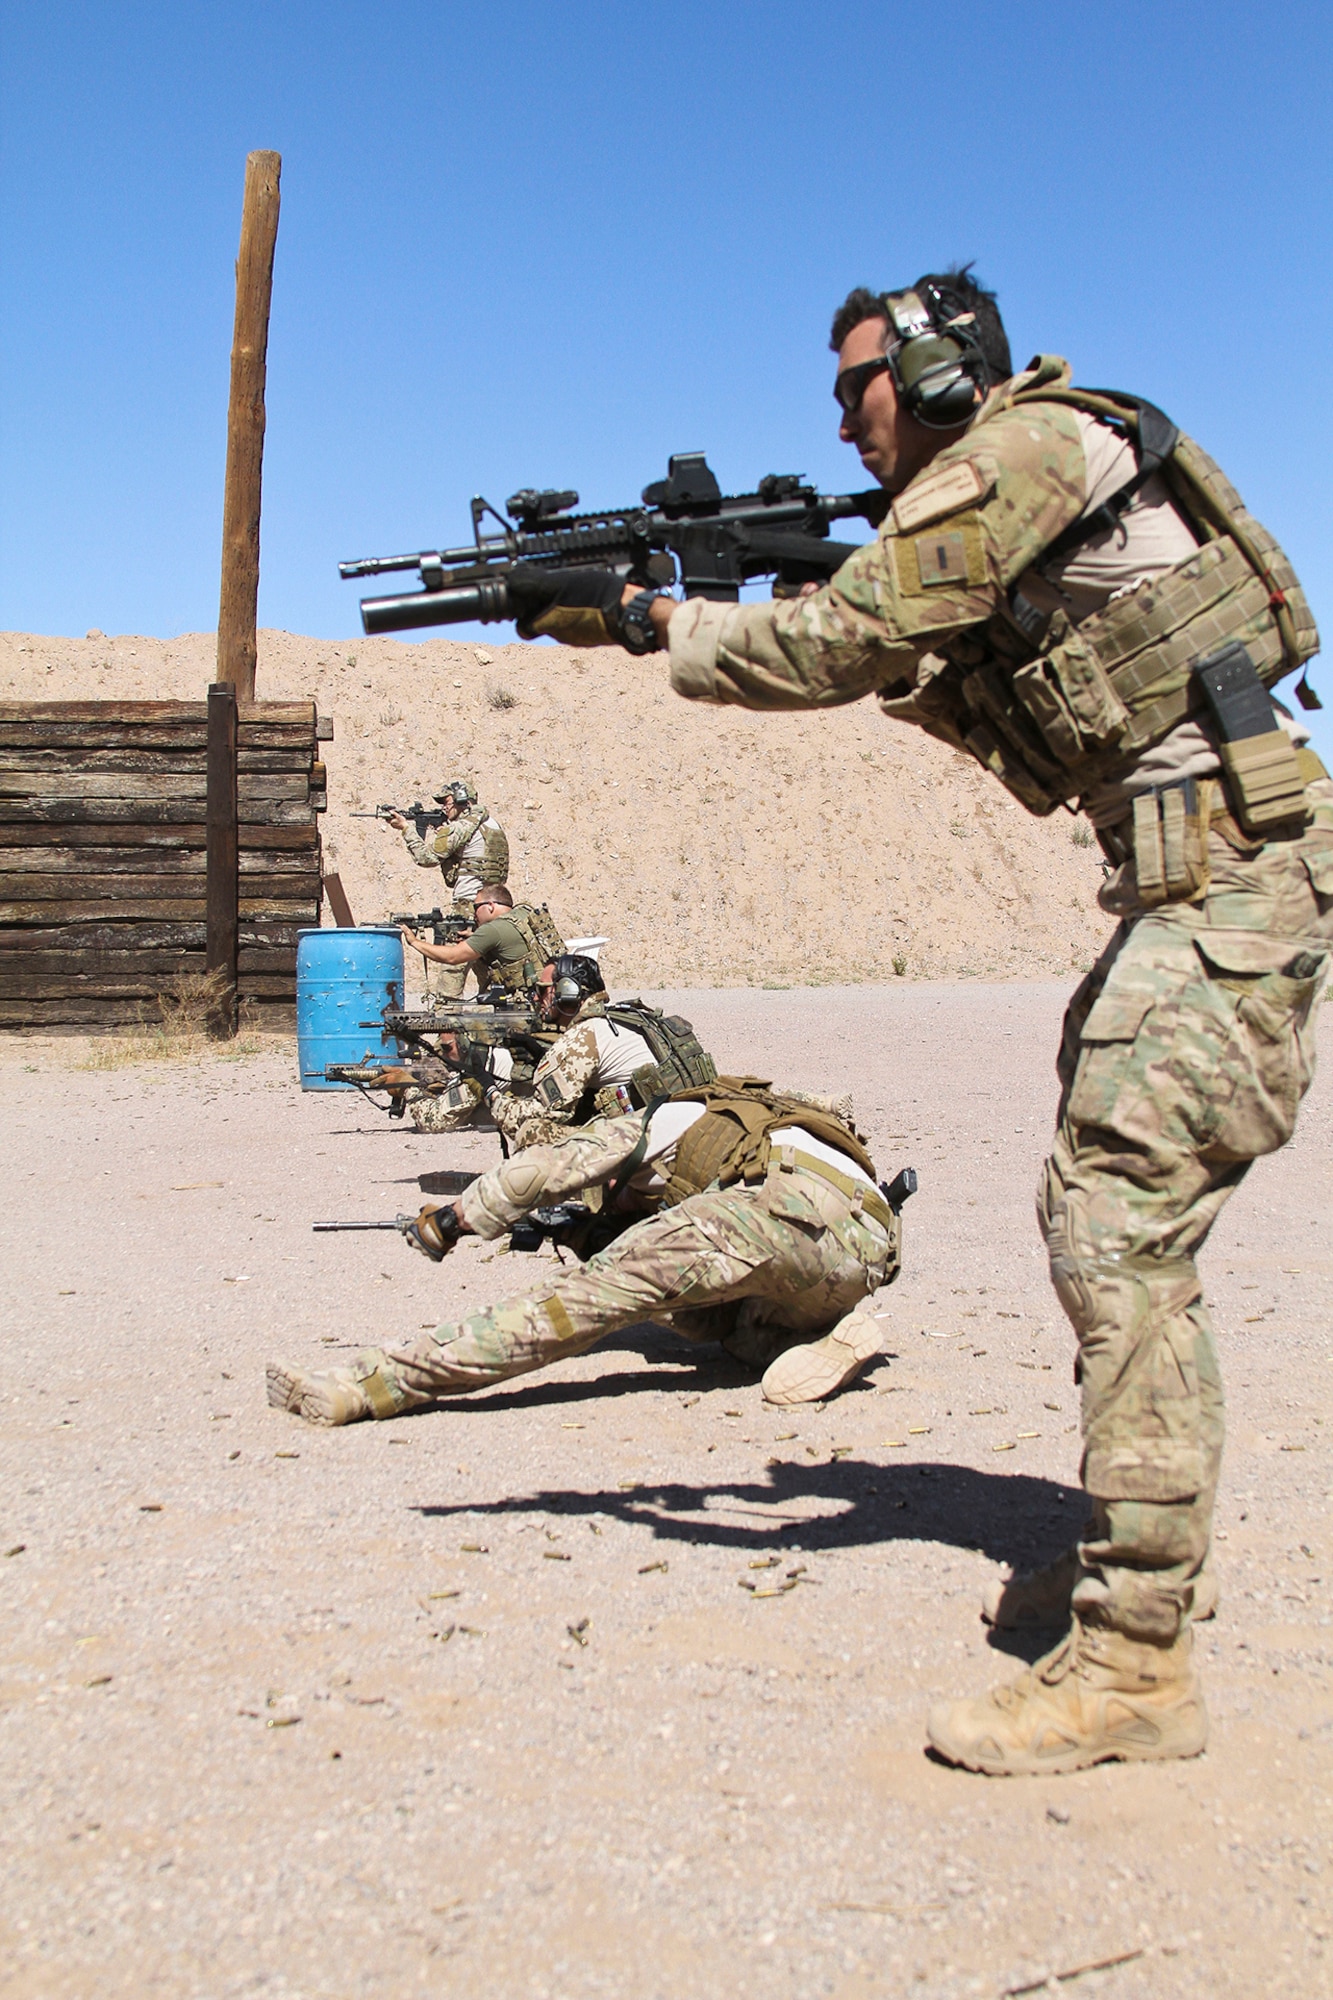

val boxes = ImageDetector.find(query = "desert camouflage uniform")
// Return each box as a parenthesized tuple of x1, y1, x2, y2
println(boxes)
(1041, 789, 1332, 1637)
(344, 1110, 900, 1409)
(406, 1076, 485, 1134)
(663, 354, 1332, 1644)
(489, 1022, 603, 1150)
(488, 999, 617, 1152)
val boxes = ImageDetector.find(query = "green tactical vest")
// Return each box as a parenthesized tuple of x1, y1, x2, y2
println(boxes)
(489, 902, 566, 992)
(604, 1000, 717, 1106)
(567, 1001, 718, 1124)
(883, 384, 1320, 816)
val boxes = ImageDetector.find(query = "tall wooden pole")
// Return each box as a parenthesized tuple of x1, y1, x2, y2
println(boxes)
(216, 149, 281, 703)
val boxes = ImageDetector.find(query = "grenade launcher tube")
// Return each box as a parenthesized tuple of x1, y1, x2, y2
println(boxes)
(360, 578, 513, 635)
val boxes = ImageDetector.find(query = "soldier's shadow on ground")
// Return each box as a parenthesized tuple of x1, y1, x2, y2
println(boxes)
(411, 1321, 1083, 1660)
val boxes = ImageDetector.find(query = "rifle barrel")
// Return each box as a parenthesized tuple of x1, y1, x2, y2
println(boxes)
(340, 537, 513, 581)
(312, 1219, 403, 1232)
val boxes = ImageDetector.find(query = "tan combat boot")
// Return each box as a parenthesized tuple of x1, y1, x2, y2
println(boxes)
(927, 1619, 1207, 1776)
(266, 1349, 405, 1426)
(982, 1547, 1218, 1629)
(760, 1308, 883, 1406)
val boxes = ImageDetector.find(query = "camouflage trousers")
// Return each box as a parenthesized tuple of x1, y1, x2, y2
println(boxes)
(1040, 784, 1333, 1641)
(364, 1159, 898, 1407)
(487, 1106, 575, 1150)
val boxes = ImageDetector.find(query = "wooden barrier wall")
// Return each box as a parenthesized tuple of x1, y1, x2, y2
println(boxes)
(0, 699, 326, 1028)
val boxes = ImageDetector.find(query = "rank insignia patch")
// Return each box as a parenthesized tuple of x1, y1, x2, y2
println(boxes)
(892, 511, 987, 596)
(917, 530, 969, 585)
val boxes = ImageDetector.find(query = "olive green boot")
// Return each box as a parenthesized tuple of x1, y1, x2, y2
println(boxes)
(927, 1619, 1207, 1777)
(266, 1348, 411, 1426)
(982, 1546, 1218, 1630)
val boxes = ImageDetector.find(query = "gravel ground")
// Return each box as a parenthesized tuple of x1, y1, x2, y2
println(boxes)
(1, 981, 1330, 1999)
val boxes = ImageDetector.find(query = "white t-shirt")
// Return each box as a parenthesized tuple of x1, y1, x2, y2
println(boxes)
(587, 1014, 655, 1087)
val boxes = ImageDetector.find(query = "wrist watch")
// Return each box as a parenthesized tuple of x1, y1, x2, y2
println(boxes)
(619, 589, 663, 655)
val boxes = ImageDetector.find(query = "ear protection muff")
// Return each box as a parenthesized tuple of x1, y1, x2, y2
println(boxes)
(880, 288, 991, 429)
(550, 953, 606, 1008)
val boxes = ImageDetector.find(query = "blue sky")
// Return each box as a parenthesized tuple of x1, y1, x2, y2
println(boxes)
(2, 0, 1330, 759)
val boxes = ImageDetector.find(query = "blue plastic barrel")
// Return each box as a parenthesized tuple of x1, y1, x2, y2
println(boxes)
(296, 927, 405, 1090)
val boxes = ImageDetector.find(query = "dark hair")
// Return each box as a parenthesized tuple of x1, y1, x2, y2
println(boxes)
(829, 264, 1011, 381)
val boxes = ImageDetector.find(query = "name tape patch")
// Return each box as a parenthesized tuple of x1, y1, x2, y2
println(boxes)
(891, 459, 989, 534)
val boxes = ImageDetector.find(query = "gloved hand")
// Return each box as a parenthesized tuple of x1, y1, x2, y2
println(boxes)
(506, 566, 627, 646)
(400, 1202, 463, 1262)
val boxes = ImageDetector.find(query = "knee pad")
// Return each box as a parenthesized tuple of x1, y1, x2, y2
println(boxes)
(1048, 1247, 1097, 1334)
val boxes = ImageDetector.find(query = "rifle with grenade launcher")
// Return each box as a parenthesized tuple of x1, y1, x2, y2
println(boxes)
(339, 452, 889, 636)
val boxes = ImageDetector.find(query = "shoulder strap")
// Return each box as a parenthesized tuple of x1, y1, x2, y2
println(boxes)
(1011, 386, 1180, 569)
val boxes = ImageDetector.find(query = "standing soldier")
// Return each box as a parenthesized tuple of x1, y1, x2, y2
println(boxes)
(389, 780, 508, 998)
(506, 269, 1330, 1776)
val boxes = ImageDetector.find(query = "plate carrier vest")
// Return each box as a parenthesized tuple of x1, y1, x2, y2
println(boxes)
(884, 383, 1320, 817)
(437, 806, 510, 891)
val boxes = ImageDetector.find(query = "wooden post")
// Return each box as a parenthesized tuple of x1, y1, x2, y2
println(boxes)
(217, 150, 281, 703)
(206, 682, 239, 1037)
(322, 871, 356, 928)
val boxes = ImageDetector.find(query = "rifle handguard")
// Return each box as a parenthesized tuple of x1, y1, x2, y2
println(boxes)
(400, 1203, 463, 1263)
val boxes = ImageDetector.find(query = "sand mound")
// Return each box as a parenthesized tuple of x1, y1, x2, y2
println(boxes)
(0, 626, 1109, 985)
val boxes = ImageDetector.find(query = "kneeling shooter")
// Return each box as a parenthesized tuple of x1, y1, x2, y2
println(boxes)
(486, 954, 717, 1151)
(269, 1078, 914, 1415)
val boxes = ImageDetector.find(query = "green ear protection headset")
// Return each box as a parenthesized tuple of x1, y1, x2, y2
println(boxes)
(879, 284, 992, 429)
(550, 954, 606, 1008)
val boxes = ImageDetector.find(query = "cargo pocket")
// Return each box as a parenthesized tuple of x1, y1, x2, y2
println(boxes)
(1066, 986, 1155, 1133)
(1194, 930, 1329, 1158)
(761, 1166, 826, 1235)
(1304, 842, 1333, 909)
(1066, 944, 1237, 1157)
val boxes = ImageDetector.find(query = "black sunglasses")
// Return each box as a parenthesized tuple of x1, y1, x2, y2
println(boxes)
(833, 353, 893, 415)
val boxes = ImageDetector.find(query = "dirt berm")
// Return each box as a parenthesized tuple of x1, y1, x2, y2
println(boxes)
(0, 627, 1107, 984)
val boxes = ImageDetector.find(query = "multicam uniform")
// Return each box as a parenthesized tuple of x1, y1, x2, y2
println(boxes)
(664, 355, 1332, 1647)
(404, 805, 510, 999)
(324, 1082, 901, 1411)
